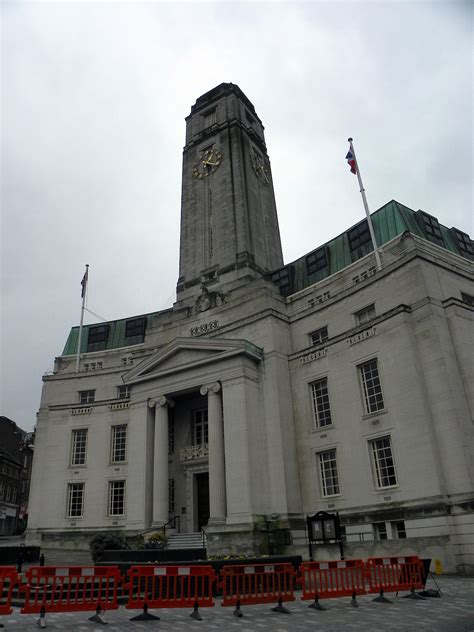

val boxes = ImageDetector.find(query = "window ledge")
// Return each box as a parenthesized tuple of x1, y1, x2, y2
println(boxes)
(373, 485, 399, 494)
(362, 409, 387, 421)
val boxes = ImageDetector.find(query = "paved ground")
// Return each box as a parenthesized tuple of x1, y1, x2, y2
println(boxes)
(1, 576, 473, 631)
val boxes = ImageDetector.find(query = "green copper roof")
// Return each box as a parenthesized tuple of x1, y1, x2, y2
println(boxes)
(270, 199, 473, 296)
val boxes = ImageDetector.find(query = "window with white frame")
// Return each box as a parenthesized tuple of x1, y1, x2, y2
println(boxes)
(355, 304, 376, 325)
(393, 520, 406, 539)
(67, 482, 84, 518)
(192, 409, 208, 445)
(310, 326, 328, 347)
(373, 522, 388, 540)
(358, 358, 385, 413)
(310, 378, 332, 427)
(71, 429, 88, 466)
(108, 480, 125, 516)
(117, 385, 131, 399)
(79, 390, 95, 404)
(111, 425, 127, 463)
(317, 449, 340, 497)
(370, 436, 397, 488)
(168, 478, 175, 514)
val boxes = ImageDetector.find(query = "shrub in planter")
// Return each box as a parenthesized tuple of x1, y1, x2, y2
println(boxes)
(89, 533, 130, 563)
(141, 531, 168, 550)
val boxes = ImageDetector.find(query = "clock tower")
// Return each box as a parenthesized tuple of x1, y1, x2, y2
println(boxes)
(176, 83, 283, 302)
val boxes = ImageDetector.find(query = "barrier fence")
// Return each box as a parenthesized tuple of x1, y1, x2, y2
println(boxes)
(0, 556, 434, 624)
(299, 559, 366, 601)
(20, 566, 121, 614)
(125, 565, 216, 610)
(219, 563, 296, 607)
(0, 567, 18, 617)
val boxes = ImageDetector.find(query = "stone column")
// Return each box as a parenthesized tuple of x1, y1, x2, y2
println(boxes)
(200, 382, 226, 523)
(149, 396, 174, 526)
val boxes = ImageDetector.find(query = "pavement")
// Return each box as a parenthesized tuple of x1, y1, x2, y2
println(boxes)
(1, 575, 473, 631)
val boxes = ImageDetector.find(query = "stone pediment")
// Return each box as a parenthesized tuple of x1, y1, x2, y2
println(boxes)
(123, 337, 262, 385)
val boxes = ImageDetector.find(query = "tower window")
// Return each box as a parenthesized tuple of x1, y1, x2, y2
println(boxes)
(347, 220, 373, 262)
(419, 211, 444, 246)
(306, 247, 329, 277)
(270, 267, 291, 296)
(203, 109, 217, 128)
(87, 325, 108, 352)
(452, 228, 474, 258)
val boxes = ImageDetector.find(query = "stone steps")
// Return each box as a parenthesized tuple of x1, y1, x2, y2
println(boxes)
(40, 548, 94, 566)
(167, 532, 206, 550)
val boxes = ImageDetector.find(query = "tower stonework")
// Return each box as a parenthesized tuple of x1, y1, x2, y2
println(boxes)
(177, 83, 283, 302)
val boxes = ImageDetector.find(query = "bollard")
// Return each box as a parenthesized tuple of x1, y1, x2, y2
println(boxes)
(130, 602, 159, 621)
(190, 600, 202, 621)
(372, 588, 392, 604)
(271, 597, 291, 614)
(88, 603, 107, 624)
(308, 593, 326, 611)
(36, 606, 46, 629)
(350, 590, 359, 608)
(233, 599, 243, 617)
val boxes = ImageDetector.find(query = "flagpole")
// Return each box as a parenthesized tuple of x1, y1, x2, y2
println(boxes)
(348, 138, 382, 271)
(76, 264, 89, 373)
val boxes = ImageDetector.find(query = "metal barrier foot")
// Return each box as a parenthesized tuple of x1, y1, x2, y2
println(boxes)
(36, 606, 46, 629)
(233, 600, 243, 617)
(88, 604, 108, 624)
(190, 601, 202, 621)
(372, 589, 392, 604)
(418, 589, 441, 598)
(308, 594, 326, 611)
(130, 602, 160, 621)
(402, 588, 426, 600)
(350, 591, 359, 608)
(271, 597, 291, 614)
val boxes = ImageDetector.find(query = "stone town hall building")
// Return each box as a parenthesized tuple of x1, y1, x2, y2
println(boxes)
(27, 84, 473, 573)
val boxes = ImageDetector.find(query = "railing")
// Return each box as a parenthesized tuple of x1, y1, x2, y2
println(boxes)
(162, 515, 181, 537)
(180, 443, 209, 463)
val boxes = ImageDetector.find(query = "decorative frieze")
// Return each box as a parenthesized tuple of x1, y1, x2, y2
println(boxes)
(190, 320, 219, 336)
(180, 443, 209, 463)
(346, 326, 376, 346)
(108, 402, 130, 411)
(300, 347, 328, 365)
(70, 407, 92, 416)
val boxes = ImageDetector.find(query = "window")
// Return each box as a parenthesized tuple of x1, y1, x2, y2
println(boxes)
(168, 478, 175, 514)
(306, 247, 329, 277)
(108, 480, 125, 516)
(310, 378, 332, 428)
(317, 449, 340, 497)
(348, 220, 373, 261)
(355, 304, 376, 325)
(359, 359, 384, 413)
(87, 324, 108, 352)
(419, 211, 444, 246)
(310, 326, 328, 346)
(192, 409, 208, 445)
(393, 520, 407, 539)
(111, 425, 127, 463)
(461, 292, 474, 307)
(374, 522, 388, 540)
(370, 436, 397, 488)
(125, 317, 145, 344)
(168, 411, 175, 455)
(452, 228, 474, 258)
(79, 390, 95, 404)
(270, 267, 291, 296)
(117, 385, 131, 399)
(71, 429, 88, 465)
(203, 109, 217, 128)
(67, 483, 84, 518)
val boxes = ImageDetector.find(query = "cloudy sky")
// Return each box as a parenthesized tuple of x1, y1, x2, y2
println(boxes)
(1, 1, 472, 431)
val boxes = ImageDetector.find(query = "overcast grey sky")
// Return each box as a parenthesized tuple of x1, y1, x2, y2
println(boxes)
(1, 1, 472, 431)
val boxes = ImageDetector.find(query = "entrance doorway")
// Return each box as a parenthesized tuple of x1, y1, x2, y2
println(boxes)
(195, 472, 209, 531)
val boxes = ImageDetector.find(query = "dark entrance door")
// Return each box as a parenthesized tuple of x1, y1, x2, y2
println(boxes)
(196, 472, 209, 531)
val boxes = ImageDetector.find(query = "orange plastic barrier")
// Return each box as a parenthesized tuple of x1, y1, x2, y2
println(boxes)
(366, 556, 424, 594)
(0, 567, 18, 616)
(20, 566, 121, 614)
(219, 563, 296, 607)
(125, 565, 216, 609)
(299, 560, 366, 600)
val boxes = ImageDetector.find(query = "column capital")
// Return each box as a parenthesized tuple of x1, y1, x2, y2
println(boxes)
(148, 396, 175, 409)
(200, 382, 221, 396)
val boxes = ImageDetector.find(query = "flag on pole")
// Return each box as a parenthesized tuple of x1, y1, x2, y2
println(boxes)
(81, 267, 88, 298)
(345, 148, 357, 174)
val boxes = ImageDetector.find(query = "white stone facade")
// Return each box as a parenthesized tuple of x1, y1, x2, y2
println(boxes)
(27, 84, 474, 574)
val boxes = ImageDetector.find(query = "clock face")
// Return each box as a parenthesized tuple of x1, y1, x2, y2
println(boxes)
(250, 147, 270, 184)
(192, 147, 223, 179)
